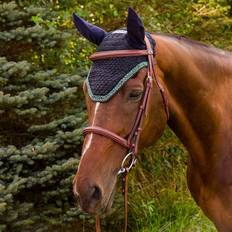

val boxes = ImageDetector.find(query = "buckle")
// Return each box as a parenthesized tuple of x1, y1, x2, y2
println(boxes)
(117, 152, 137, 175)
(147, 49, 153, 55)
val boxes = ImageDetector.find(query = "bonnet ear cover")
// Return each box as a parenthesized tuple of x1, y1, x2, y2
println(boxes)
(76, 8, 155, 102)
(126, 7, 145, 49)
(73, 13, 107, 45)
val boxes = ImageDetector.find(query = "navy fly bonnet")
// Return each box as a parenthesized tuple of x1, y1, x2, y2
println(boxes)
(73, 8, 155, 102)
(87, 30, 155, 101)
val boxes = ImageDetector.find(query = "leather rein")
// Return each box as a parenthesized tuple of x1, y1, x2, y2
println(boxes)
(83, 35, 169, 232)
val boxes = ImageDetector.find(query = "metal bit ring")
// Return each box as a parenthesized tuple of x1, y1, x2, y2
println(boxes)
(117, 152, 137, 175)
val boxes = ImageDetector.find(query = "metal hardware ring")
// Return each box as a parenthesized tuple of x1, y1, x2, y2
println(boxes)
(117, 152, 137, 175)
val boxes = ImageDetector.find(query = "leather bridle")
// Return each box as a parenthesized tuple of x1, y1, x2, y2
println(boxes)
(83, 35, 169, 232)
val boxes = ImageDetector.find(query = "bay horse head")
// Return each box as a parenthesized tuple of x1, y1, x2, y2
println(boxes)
(72, 8, 168, 215)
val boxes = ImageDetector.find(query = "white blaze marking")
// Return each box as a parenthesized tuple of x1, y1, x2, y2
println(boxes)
(92, 102, 100, 125)
(79, 102, 101, 163)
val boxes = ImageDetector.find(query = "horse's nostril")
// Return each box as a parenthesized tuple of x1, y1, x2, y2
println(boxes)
(91, 185, 102, 201)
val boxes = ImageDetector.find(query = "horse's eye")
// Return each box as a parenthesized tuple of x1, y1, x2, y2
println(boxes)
(127, 90, 143, 101)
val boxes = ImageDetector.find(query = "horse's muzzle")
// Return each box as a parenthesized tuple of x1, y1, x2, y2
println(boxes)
(73, 178, 103, 214)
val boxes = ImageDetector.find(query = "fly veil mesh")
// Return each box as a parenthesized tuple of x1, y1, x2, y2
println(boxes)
(86, 30, 155, 102)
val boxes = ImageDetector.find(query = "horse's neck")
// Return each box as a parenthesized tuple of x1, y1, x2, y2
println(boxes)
(154, 34, 232, 166)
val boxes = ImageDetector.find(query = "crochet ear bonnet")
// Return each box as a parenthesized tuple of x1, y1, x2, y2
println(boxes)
(86, 30, 155, 102)
(73, 8, 155, 102)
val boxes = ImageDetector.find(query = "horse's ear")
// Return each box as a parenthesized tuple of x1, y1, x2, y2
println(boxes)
(73, 13, 107, 45)
(126, 8, 145, 48)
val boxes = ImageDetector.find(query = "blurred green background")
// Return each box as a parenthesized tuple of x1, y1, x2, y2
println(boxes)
(1, 0, 232, 231)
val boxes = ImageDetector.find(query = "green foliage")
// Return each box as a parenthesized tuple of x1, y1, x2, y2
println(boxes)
(1, 0, 232, 231)
(0, 1, 86, 231)
(128, 129, 216, 231)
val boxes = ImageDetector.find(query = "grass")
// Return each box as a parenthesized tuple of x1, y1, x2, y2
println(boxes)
(79, 128, 216, 232)
(131, 189, 215, 232)
(126, 128, 216, 232)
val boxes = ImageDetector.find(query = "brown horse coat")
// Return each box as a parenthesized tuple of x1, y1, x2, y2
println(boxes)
(73, 10, 232, 232)
(155, 34, 232, 231)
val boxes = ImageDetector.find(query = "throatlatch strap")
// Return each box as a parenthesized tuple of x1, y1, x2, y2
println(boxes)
(144, 36, 169, 119)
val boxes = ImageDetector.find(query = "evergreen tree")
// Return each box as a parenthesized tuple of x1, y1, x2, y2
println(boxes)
(0, 2, 86, 231)
(1, 0, 232, 231)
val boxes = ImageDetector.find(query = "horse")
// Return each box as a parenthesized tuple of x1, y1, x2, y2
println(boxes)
(72, 8, 232, 232)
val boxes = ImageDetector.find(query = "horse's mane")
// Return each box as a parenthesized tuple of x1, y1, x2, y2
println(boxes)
(157, 32, 232, 58)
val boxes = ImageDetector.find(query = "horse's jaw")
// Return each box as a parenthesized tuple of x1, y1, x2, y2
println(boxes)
(101, 178, 117, 214)
(104, 185, 117, 214)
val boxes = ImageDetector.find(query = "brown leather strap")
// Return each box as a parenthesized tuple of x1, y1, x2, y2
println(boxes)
(127, 76, 152, 155)
(123, 173, 129, 232)
(94, 174, 129, 232)
(95, 215, 101, 232)
(83, 35, 169, 232)
(90, 49, 151, 60)
(83, 126, 130, 149)
(144, 36, 169, 119)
